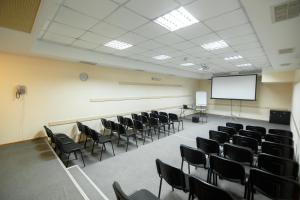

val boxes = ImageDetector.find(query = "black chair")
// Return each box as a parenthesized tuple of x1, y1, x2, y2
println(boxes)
(117, 115, 126, 126)
(196, 137, 220, 155)
(113, 181, 159, 200)
(169, 113, 183, 131)
(223, 143, 254, 166)
(156, 159, 188, 198)
(246, 168, 300, 200)
(226, 122, 243, 131)
(159, 111, 168, 117)
(109, 120, 119, 138)
(124, 117, 134, 130)
(131, 113, 139, 121)
(257, 153, 299, 180)
(44, 126, 73, 149)
(232, 135, 258, 154)
(208, 155, 246, 198)
(101, 118, 111, 134)
(133, 120, 152, 144)
(151, 110, 159, 115)
(158, 115, 172, 135)
(209, 130, 230, 144)
(116, 123, 138, 152)
(188, 176, 234, 200)
(149, 117, 164, 139)
(141, 112, 150, 119)
(217, 126, 236, 138)
(150, 113, 158, 119)
(265, 134, 293, 146)
(55, 137, 85, 167)
(261, 141, 294, 159)
(88, 128, 115, 161)
(239, 130, 262, 145)
(76, 122, 91, 148)
(246, 125, 266, 138)
(269, 129, 293, 138)
(180, 144, 207, 174)
(139, 115, 149, 127)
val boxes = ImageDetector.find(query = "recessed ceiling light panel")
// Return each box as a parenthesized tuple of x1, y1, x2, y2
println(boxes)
(153, 55, 171, 60)
(154, 7, 199, 31)
(181, 63, 195, 66)
(224, 55, 243, 61)
(236, 63, 252, 67)
(201, 40, 229, 51)
(104, 40, 133, 50)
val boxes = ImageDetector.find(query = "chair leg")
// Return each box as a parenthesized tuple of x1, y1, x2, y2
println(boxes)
(92, 141, 95, 154)
(172, 187, 174, 191)
(66, 153, 70, 167)
(111, 142, 115, 156)
(74, 151, 78, 160)
(84, 136, 88, 148)
(99, 144, 104, 161)
(79, 150, 85, 167)
(158, 178, 163, 198)
(188, 163, 190, 174)
(181, 159, 184, 171)
(135, 135, 138, 148)
(172, 123, 175, 133)
(126, 137, 129, 152)
(178, 122, 180, 131)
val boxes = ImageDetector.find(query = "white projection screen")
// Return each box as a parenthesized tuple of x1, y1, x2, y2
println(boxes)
(211, 75, 257, 100)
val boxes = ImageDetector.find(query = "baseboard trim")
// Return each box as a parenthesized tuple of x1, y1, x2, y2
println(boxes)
(0, 136, 47, 147)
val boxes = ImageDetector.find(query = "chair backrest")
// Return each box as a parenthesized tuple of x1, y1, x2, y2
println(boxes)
(141, 112, 149, 118)
(257, 153, 299, 180)
(117, 116, 125, 125)
(116, 123, 126, 135)
(196, 137, 220, 155)
(82, 125, 90, 136)
(226, 122, 243, 131)
(265, 134, 293, 146)
(76, 121, 83, 132)
(133, 120, 143, 131)
(156, 159, 187, 191)
(269, 129, 293, 138)
(217, 126, 236, 137)
(124, 117, 133, 128)
(209, 130, 230, 144)
(168, 113, 179, 121)
(149, 117, 159, 126)
(139, 115, 148, 124)
(239, 130, 261, 144)
(44, 125, 53, 138)
(112, 182, 130, 200)
(183, 105, 188, 109)
(159, 112, 168, 117)
(151, 110, 159, 115)
(248, 169, 300, 200)
(232, 135, 258, 154)
(101, 118, 110, 129)
(109, 121, 118, 132)
(131, 113, 139, 121)
(150, 113, 158, 119)
(158, 115, 168, 123)
(246, 125, 266, 137)
(223, 143, 253, 166)
(89, 129, 99, 141)
(180, 144, 206, 167)
(261, 141, 294, 159)
(209, 155, 245, 184)
(189, 176, 234, 200)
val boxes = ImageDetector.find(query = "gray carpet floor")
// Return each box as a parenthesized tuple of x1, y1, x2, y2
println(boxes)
(0, 139, 85, 200)
(79, 114, 290, 200)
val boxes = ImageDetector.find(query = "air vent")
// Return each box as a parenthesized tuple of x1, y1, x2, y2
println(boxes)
(79, 61, 97, 65)
(278, 48, 294, 54)
(238, 69, 262, 75)
(280, 63, 291, 67)
(273, 0, 300, 23)
(151, 77, 161, 81)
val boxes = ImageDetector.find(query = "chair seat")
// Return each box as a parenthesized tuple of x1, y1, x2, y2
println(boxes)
(97, 135, 112, 143)
(55, 133, 70, 138)
(129, 189, 159, 200)
(62, 142, 81, 153)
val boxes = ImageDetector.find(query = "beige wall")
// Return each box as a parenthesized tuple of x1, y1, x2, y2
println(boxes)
(0, 53, 199, 145)
(198, 79, 293, 121)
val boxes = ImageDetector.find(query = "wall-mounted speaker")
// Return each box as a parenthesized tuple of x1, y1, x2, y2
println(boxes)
(16, 85, 26, 99)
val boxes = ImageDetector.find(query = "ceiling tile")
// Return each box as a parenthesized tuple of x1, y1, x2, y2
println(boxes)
(185, 0, 240, 21)
(125, 0, 179, 19)
(233, 42, 261, 51)
(55, 7, 98, 29)
(218, 23, 254, 39)
(80, 32, 111, 44)
(133, 22, 169, 39)
(72, 39, 99, 49)
(42, 20, 50, 31)
(104, 8, 148, 30)
(154, 33, 184, 45)
(175, 23, 211, 40)
(170, 41, 196, 50)
(112, 0, 129, 4)
(47, 22, 85, 38)
(90, 22, 127, 38)
(175, 0, 196, 5)
(136, 40, 164, 50)
(183, 46, 213, 57)
(190, 33, 221, 45)
(205, 9, 248, 31)
(64, 0, 118, 20)
(117, 32, 147, 45)
(95, 46, 117, 54)
(43, 32, 75, 44)
(227, 34, 259, 46)
(112, 46, 147, 56)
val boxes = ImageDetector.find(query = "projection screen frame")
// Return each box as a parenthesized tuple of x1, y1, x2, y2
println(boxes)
(210, 74, 258, 101)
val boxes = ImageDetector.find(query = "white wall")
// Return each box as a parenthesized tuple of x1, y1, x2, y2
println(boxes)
(291, 81, 300, 163)
(0, 53, 199, 145)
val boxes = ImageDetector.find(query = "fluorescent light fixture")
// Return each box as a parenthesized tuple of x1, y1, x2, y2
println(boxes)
(104, 40, 132, 50)
(201, 40, 229, 51)
(181, 63, 195, 66)
(237, 63, 252, 67)
(154, 7, 199, 31)
(152, 55, 171, 60)
(198, 67, 203, 71)
(224, 55, 243, 61)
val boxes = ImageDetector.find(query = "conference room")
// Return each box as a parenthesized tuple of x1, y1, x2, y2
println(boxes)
(0, 0, 300, 200)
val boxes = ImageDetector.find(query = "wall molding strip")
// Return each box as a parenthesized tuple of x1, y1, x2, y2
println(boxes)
(90, 94, 192, 102)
